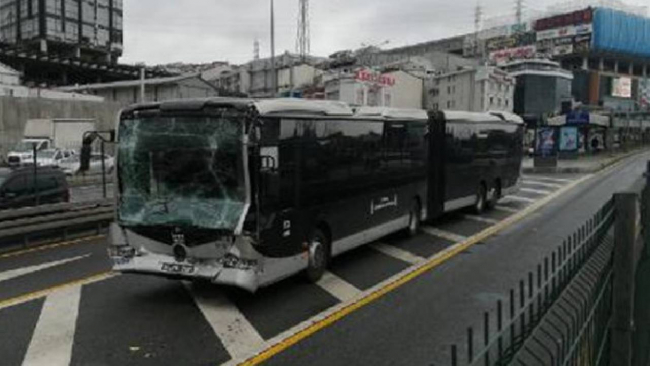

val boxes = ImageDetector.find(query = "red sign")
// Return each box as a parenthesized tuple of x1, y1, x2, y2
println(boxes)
(535, 8, 593, 31)
(355, 69, 396, 87)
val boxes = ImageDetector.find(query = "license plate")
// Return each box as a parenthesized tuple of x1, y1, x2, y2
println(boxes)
(112, 257, 132, 266)
(161, 263, 196, 275)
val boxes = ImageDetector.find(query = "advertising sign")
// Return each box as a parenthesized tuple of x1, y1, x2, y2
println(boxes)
(612, 77, 632, 98)
(566, 110, 590, 125)
(355, 69, 396, 87)
(489, 45, 536, 64)
(536, 127, 558, 158)
(559, 126, 579, 151)
(535, 8, 593, 31)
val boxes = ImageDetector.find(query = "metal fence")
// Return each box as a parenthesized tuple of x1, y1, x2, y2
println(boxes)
(450, 163, 650, 366)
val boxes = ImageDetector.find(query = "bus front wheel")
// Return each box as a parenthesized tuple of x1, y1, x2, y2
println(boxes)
(306, 228, 329, 283)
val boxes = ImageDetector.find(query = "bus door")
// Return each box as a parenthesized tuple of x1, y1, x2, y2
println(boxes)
(427, 111, 446, 220)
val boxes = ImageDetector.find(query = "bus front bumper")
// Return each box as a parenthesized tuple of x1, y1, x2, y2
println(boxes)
(111, 250, 261, 292)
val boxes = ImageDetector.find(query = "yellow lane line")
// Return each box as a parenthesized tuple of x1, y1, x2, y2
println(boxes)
(0, 271, 117, 311)
(0, 235, 106, 260)
(236, 173, 595, 366)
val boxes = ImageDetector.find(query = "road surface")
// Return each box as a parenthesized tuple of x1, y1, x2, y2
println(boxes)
(0, 151, 647, 366)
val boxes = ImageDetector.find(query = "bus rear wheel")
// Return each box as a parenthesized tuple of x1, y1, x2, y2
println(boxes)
(407, 200, 421, 237)
(474, 184, 487, 214)
(305, 228, 329, 283)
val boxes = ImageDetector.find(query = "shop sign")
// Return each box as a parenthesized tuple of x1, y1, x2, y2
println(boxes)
(355, 69, 396, 87)
(559, 126, 579, 151)
(566, 110, 590, 125)
(535, 8, 593, 31)
(489, 45, 537, 64)
(552, 44, 574, 56)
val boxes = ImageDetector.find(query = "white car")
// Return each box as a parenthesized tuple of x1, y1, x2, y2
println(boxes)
(60, 153, 114, 176)
(9, 148, 75, 168)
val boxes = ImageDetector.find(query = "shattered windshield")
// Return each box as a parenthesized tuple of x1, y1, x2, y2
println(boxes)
(117, 115, 248, 231)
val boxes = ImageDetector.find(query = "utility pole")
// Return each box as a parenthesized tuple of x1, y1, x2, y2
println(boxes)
(138, 64, 145, 103)
(474, 2, 482, 60)
(254, 38, 260, 60)
(270, 0, 277, 96)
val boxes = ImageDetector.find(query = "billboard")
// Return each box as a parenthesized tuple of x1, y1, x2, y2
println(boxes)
(489, 45, 537, 64)
(559, 127, 579, 152)
(612, 77, 632, 98)
(536, 127, 558, 158)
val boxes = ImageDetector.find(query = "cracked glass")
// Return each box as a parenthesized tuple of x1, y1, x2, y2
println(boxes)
(117, 115, 247, 231)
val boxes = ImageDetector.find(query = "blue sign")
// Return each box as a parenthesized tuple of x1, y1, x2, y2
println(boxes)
(566, 110, 590, 125)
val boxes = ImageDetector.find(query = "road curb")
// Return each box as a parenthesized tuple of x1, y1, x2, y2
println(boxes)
(523, 148, 650, 175)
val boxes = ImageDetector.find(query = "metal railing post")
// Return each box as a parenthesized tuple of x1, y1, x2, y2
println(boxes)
(610, 191, 639, 366)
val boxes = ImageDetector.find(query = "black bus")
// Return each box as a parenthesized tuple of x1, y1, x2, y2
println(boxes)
(104, 98, 523, 292)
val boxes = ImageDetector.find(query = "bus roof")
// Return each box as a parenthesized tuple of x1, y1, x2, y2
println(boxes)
(443, 110, 508, 123)
(354, 107, 428, 121)
(255, 99, 354, 117)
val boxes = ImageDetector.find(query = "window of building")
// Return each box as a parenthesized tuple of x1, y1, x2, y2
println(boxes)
(447, 86, 452, 94)
(498, 98, 502, 107)
(447, 100, 452, 108)
(505, 99, 509, 107)
(489, 96, 494, 105)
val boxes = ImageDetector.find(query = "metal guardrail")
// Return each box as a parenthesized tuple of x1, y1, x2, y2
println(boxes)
(448, 162, 650, 366)
(0, 199, 114, 247)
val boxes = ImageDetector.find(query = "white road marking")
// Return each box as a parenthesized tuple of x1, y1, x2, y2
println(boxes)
(463, 214, 500, 225)
(316, 271, 361, 302)
(520, 187, 553, 195)
(422, 226, 468, 243)
(503, 195, 537, 203)
(523, 176, 573, 184)
(22, 285, 81, 366)
(495, 205, 520, 214)
(0, 255, 91, 284)
(187, 284, 266, 361)
(522, 180, 563, 189)
(372, 243, 424, 265)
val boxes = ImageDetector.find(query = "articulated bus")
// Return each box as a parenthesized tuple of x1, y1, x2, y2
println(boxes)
(102, 98, 523, 292)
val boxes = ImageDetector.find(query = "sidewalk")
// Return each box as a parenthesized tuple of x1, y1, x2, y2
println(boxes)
(523, 147, 650, 174)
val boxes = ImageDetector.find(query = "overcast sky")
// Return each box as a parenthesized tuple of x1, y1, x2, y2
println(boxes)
(121, 0, 648, 66)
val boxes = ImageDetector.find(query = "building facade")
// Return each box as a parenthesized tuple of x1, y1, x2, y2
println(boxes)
(324, 68, 423, 109)
(59, 74, 219, 105)
(426, 66, 515, 112)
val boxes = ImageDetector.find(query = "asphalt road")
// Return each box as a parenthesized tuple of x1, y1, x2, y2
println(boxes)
(0, 151, 647, 366)
(69, 183, 114, 203)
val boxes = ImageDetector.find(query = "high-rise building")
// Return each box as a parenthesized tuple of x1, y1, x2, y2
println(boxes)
(0, 0, 123, 63)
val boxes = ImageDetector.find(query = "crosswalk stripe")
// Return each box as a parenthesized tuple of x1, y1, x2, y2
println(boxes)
(463, 214, 500, 225)
(22, 285, 81, 366)
(495, 205, 520, 214)
(187, 284, 266, 361)
(372, 243, 424, 265)
(504, 195, 536, 203)
(522, 180, 563, 189)
(316, 271, 361, 302)
(520, 187, 552, 195)
(421, 226, 468, 243)
(0, 255, 90, 284)
(523, 176, 573, 183)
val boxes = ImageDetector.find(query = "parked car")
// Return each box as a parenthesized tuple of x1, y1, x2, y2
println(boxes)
(0, 167, 70, 210)
(8, 148, 75, 168)
(60, 153, 114, 176)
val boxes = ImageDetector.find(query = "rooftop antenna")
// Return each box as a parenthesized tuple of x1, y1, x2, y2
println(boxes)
(515, 0, 524, 27)
(254, 38, 260, 60)
(296, 0, 310, 61)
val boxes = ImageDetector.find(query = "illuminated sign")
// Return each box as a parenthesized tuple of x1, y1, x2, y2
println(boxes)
(612, 77, 632, 98)
(489, 45, 537, 64)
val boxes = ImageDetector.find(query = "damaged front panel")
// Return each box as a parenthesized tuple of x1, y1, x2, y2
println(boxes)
(117, 113, 250, 234)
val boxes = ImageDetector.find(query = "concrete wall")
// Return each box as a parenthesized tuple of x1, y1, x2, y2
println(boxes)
(0, 97, 123, 160)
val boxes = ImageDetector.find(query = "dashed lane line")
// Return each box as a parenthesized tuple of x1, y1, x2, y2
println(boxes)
(0, 272, 116, 311)
(463, 214, 500, 225)
(503, 195, 537, 203)
(519, 187, 553, 195)
(0, 254, 91, 284)
(371, 243, 425, 265)
(522, 176, 573, 183)
(316, 272, 362, 302)
(21, 285, 81, 366)
(522, 180, 563, 189)
(494, 206, 520, 214)
(187, 284, 266, 362)
(421, 227, 468, 243)
(0, 236, 105, 260)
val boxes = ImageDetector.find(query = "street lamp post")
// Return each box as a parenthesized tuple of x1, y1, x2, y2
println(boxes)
(270, 0, 277, 96)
